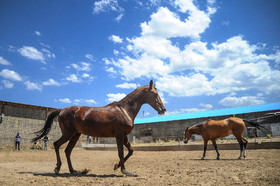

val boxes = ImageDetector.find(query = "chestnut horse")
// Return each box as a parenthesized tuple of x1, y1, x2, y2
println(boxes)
(183, 117, 268, 160)
(32, 80, 166, 176)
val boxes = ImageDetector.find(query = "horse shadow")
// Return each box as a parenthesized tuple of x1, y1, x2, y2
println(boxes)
(18, 171, 123, 178)
(190, 158, 251, 161)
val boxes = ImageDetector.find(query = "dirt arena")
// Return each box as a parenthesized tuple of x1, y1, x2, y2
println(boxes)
(0, 148, 279, 185)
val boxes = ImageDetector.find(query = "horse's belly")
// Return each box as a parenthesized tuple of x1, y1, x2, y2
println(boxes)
(210, 129, 232, 139)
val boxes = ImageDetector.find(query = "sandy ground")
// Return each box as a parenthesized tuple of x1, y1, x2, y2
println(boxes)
(0, 148, 279, 186)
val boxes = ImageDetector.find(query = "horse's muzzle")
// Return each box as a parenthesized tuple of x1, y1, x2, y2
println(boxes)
(183, 139, 188, 144)
(158, 108, 166, 115)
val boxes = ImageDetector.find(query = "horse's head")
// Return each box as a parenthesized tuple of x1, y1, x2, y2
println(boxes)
(145, 80, 166, 115)
(183, 127, 192, 144)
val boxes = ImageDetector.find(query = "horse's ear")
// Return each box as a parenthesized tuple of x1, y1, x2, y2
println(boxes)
(186, 127, 189, 131)
(149, 80, 153, 91)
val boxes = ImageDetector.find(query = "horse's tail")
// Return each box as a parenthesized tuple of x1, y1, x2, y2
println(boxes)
(32, 109, 61, 142)
(242, 119, 271, 134)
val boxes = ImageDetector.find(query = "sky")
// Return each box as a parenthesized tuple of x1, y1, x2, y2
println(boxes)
(0, 0, 280, 119)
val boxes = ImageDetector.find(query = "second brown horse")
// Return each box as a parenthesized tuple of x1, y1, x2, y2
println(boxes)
(184, 117, 267, 160)
(33, 80, 166, 176)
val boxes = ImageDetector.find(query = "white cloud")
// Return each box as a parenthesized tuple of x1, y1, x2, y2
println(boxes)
(70, 62, 91, 71)
(116, 82, 140, 89)
(115, 13, 124, 22)
(34, 31, 41, 36)
(106, 53, 169, 81)
(66, 74, 81, 83)
(219, 96, 265, 108)
(93, 0, 124, 14)
(156, 74, 213, 97)
(85, 54, 94, 61)
(106, 93, 126, 103)
(73, 98, 97, 105)
(1, 80, 14, 88)
(109, 35, 123, 43)
(42, 79, 60, 86)
(18, 46, 45, 63)
(17, 46, 55, 63)
(0, 56, 12, 65)
(85, 99, 97, 104)
(166, 103, 213, 115)
(141, 5, 211, 39)
(58, 98, 71, 104)
(106, 0, 280, 99)
(24, 81, 42, 91)
(0, 69, 23, 81)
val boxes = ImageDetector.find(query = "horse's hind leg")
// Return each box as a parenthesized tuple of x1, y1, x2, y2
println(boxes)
(114, 136, 134, 171)
(211, 139, 220, 160)
(241, 137, 248, 158)
(65, 132, 81, 174)
(53, 134, 72, 174)
(235, 136, 245, 160)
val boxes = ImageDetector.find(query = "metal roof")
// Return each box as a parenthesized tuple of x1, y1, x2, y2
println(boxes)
(134, 102, 280, 124)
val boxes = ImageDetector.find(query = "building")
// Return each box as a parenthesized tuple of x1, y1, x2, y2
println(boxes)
(130, 103, 280, 143)
(1, 100, 280, 148)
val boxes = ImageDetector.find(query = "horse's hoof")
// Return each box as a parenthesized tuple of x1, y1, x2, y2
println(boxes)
(216, 157, 220, 160)
(237, 157, 241, 160)
(54, 167, 60, 175)
(114, 163, 119, 170)
(201, 157, 205, 160)
(71, 170, 79, 175)
(121, 169, 135, 177)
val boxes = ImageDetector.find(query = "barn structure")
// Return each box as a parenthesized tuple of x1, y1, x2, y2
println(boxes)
(0, 100, 280, 148)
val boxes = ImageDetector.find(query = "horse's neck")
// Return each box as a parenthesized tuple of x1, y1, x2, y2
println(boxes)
(190, 126, 202, 135)
(121, 88, 146, 120)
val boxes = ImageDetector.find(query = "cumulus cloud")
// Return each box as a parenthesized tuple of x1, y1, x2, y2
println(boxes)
(166, 103, 213, 115)
(1, 80, 14, 88)
(0, 69, 23, 81)
(18, 46, 55, 63)
(43, 79, 60, 86)
(70, 62, 91, 71)
(34, 31, 41, 36)
(0, 56, 12, 65)
(85, 54, 94, 61)
(219, 96, 265, 108)
(104, 0, 280, 104)
(109, 35, 123, 43)
(93, 0, 124, 14)
(106, 93, 126, 103)
(116, 82, 140, 89)
(57, 98, 71, 104)
(24, 81, 42, 91)
(73, 98, 97, 105)
(18, 46, 45, 62)
(66, 74, 81, 83)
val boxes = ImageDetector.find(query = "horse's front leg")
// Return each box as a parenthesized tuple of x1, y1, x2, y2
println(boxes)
(115, 136, 134, 176)
(211, 139, 220, 160)
(114, 136, 134, 171)
(201, 139, 208, 160)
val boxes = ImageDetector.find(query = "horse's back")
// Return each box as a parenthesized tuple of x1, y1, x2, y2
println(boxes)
(203, 117, 245, 139)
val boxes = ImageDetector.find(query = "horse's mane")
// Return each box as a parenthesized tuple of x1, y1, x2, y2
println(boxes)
(190, 123, 203, 128)
(107, 85, 148, 106)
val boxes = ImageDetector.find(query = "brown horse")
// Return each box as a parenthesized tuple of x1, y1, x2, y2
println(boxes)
(183, 117, 267, 160)
(32, 80, 166, 176)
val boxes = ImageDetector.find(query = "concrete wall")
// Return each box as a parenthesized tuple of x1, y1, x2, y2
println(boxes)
(0, 101, 62, 149)
(1, 100, 279, 147)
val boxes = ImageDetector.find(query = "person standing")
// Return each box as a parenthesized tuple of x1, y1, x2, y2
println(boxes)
(15, 133, 21, 150)
(43, 136, 49, 150)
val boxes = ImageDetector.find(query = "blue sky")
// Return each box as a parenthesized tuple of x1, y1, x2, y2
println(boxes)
(0, 0, 280, 119)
